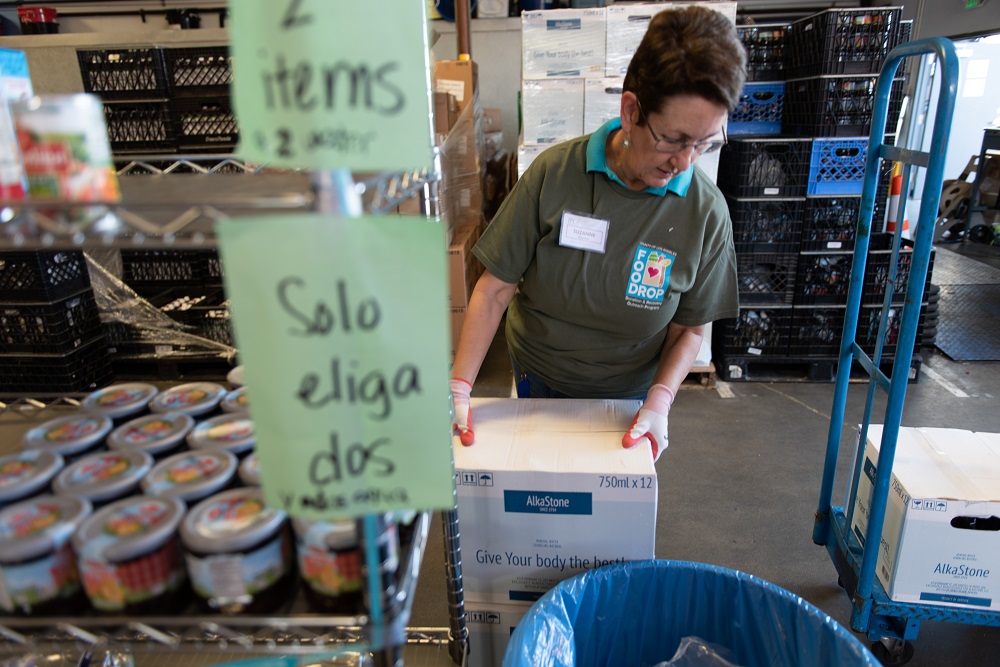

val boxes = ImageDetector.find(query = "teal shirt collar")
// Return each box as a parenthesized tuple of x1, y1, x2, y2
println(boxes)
(585, 118, 692, 197)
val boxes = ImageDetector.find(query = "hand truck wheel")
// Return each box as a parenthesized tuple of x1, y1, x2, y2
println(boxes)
(871, 637, 915, 666)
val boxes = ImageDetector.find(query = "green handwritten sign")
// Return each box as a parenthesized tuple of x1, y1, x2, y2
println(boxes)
(230, 0, 434, 171)
(216, 214, 454, 520)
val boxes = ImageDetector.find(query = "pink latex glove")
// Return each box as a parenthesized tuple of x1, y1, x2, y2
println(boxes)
(622, 384, 675, 462)
(450, 378, 475, 446)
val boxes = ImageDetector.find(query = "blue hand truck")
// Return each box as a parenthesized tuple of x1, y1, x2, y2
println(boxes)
(812, 37, 1000, 665)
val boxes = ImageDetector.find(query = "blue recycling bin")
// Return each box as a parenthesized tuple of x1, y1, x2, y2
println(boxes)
(503, 560, 879, 667)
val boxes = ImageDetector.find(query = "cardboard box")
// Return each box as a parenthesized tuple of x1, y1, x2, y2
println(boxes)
(522, 8, 607, 80)
(434, 59, 479, 114)
(482, 107, 503, 134)
(851, 425, 1000, 610)
(450, 305, 467, 353)
(516, 143, 546, 180)
(454, 398, 657, 603)
(434, 91, 458, 136)
(449, 223, 483, 308)
(584, 77, 623, 134)
(605, 3, 737, 77)
(522, 78, 584, 145)
(465, 601, 533, 667)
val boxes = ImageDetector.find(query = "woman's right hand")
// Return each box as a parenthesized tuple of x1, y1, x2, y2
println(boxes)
(450, 378, 475, 446)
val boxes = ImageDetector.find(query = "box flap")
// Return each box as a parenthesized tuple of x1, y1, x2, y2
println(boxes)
(454, 398, 650, 475)
(867, 425, 1000, 501)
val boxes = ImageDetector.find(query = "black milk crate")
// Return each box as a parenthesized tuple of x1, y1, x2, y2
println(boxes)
(103, 101, 176, 153)
(717, 138, 811, 198)
(77, 48, 168, 101)
(715, 305, 792, 359)
(737, 252, 797, 304)
(112, 353, 233, 383)
(725, 196, 804, 254)
(793, 237, 932, 306)
(801, 196, 861, 251)
(729, 82, 784, 136)
(783, 75, 904, 137)
(807, 137, 867, 196)
(0, 250, 90, 303)
(738, 22, 790, 82)
(0, 289, 103, 355)
(789, 304, 926, 358)
(866, 240, 935, 306)
(794, 250, 856, 305)
(0, 336, 113, 394)
(785, 7, 903, 78)
(150, 288, 233, 346)
(120, 249, 219, 293)
(162, 46, 232, 98)
(172, 96, 238, 150)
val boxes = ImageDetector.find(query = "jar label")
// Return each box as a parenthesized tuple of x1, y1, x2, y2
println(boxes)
(102, 499, 170, 538)
(80, 540, 184, 611)
(0, 500, 65, 540)
(200, 495, 267, 533)
(160, 388, 208, 408)
(44, 416, 102, 443)
(163, 454, 225, 486)
(203, 419, 253, 443)
(186, 531, 291, 603)
(299, 544, 363, 595)
(0, 542, 81, 613)
(94, 386, 147, 408)
(68, 454, 132, 487)
(0, 451, 41, 488)
(120, 418, 175, 445)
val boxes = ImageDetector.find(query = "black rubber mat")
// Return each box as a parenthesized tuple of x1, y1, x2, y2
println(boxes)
(932, 247, 1000, 285)
(935, 283, 1000, 361)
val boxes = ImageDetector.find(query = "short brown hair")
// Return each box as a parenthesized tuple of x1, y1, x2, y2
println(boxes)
(624, 6, 746, 115)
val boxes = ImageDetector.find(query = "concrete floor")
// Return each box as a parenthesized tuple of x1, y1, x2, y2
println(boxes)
(408, 242, 1000, 666)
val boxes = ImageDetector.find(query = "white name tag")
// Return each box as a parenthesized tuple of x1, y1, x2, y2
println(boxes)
(559, 211, 609, 253)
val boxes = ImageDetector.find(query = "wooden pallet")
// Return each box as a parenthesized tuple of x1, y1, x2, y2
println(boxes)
(715, 354, 922, 383)
(683, 362, 717, 389)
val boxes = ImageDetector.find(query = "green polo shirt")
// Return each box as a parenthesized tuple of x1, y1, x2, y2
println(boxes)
(474, 120, 739, 397)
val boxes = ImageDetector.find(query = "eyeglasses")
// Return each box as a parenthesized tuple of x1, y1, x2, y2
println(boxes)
(636, 100, 727, 156)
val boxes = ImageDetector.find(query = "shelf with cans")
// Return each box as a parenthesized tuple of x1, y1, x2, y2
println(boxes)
(77, 45, 237, 155)
(0, 382, 433, 662)
(716, 8, 928, 382)
(0, 165, 456, 664)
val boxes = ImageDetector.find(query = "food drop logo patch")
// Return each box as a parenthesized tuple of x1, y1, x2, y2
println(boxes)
(626, 244, 674, 306)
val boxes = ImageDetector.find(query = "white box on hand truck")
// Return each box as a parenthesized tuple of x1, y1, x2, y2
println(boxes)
(453, 398, 657, 604)
(851, 424, 1000, 611)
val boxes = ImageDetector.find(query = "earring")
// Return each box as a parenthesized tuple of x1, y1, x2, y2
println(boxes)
(622, 135, 631, 149)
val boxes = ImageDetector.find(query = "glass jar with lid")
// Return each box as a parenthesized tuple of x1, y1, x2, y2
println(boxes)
(180, 487, 293, 614)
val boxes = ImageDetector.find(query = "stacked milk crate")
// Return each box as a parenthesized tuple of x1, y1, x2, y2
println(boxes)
(0, 251, 114, 394)
(77, 46, 237, 155)
(715, 8, 930, 382)
(517, 3, 736, 179)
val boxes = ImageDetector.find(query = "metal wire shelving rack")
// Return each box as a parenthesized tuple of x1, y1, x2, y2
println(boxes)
(0, 154, 469, 667)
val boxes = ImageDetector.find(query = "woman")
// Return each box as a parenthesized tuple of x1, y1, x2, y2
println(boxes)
(450, 6, 746, 462)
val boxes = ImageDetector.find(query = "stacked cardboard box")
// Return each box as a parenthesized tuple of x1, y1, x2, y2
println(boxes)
(434, 59, 485, 237)
(454, 398, 658, 665)
(850, 424, 1000, 612)
(517, 3, 736, 178)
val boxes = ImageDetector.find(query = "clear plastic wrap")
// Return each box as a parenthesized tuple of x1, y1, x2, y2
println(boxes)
(87, 252, 236, 363)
